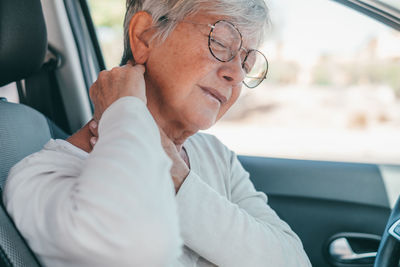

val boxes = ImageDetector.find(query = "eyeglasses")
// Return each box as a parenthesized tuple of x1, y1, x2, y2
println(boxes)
(193, 20, 269, 88)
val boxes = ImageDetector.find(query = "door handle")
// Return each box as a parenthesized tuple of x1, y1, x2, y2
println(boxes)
(326, 232, 381, 266)
(330, 237, 376, 261)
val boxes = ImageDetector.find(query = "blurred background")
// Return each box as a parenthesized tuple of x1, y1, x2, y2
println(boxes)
(88, 0, 400, 164)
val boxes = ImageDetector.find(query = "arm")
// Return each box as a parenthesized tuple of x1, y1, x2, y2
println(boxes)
(4, 65, 182, 266)
(176, 149, 310, 267)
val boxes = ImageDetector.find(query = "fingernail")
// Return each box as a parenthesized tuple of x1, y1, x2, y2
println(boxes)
(90, 137, 97, 145)
(90, 120, 97, 129)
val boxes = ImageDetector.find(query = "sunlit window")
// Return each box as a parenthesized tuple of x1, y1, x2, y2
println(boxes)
(377, 0, 400, 10)
(0, 83, 19, 103)
(89, 0, 400, 164)
(88, 0, 125, 68)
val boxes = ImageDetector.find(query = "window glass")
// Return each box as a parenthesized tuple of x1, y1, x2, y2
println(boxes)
(0, 83, 19, 103)
(89, 0, 400, 164)
(377, 0, 400, 10)
(88, 0, 125, 68)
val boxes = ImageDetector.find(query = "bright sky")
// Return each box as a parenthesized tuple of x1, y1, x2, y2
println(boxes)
(379, 0, 400, 10)
(263, 0, 399, 64)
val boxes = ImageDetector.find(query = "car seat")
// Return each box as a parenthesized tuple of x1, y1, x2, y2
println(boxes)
(0, 0, 68, 265)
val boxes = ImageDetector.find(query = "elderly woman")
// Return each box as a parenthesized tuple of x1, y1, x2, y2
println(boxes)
(4, 0, 310, 266)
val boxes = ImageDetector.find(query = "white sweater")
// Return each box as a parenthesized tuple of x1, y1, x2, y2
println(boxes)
(176, 134, 310, 267)
(4, 97, 311, 267)
(3, 97, 182, 267)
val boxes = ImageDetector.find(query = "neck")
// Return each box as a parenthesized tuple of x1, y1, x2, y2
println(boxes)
(146, 97, 195, 152)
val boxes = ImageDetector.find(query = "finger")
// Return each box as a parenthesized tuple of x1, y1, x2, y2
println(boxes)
(133, 64, 146, 74)
(89, 119, 99, 137)
(124, 63, 145, 74)
(90, 136, 98, 147)
(88, 81, 97, 101)
(93, 110, 101, 124)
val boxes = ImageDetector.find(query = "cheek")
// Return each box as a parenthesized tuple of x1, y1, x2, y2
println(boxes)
(148, 37, 213, 95)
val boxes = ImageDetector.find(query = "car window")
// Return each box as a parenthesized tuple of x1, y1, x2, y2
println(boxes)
(0, 83, 20, 103)
(88, 0, 125, 68)
(88, 0, 400, 164)
(376, 0, 400, 10)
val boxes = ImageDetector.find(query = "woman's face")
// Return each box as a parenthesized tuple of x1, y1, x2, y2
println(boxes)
(144, 13, 256, 132)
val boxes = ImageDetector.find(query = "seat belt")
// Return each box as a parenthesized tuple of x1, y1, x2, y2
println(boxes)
(21, 45, 71, 134)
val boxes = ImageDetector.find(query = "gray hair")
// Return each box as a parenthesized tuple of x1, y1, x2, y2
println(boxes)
(120, 0, 270, 65)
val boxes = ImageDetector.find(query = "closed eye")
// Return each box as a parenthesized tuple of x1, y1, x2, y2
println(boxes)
(210, 37, 227, 49)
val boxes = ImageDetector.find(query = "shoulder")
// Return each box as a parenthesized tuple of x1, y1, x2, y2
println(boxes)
(188, 132, 228, 150)
(187, 132, 232, 158)
(11, 139, 86, 171)
(5, 139, 85, 193)
(186, 132, 241, 176)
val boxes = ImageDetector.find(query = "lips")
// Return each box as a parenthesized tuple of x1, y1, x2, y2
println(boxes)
(200, 86, 228, 104)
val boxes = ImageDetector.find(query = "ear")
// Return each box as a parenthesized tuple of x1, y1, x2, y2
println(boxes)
(128, 11, 154, 64)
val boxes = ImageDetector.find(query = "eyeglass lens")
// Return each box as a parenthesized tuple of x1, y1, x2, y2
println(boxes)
(209, 20, 268, 88)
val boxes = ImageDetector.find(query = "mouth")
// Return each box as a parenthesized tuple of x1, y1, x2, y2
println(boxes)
(199, 86, 228, 104)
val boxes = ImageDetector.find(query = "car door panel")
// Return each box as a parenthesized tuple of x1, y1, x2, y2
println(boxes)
(239, 156, 392, 266)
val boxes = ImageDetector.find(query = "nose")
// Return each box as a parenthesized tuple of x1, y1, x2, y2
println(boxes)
(217, 54, 245, 86)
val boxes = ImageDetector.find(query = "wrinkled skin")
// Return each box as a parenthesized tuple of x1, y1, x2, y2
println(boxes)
(68, 11, 255, 192)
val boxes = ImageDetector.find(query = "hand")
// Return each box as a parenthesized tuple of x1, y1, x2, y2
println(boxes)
(89, 63, 146, 122)
(88, 120, 98, 148)
(67, 119, 98, 153)
(159, 128, 190, 193)
(88, 117, 188, 192)
(88, 120, 189, 193)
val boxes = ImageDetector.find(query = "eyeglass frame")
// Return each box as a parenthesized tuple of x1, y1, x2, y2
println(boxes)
(159, 18, 269, 88)
(206, 20, 269, 88)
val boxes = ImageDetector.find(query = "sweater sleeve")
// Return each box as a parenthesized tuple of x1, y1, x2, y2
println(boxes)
(175, 147, 310, 266)
(3, 97, 182, 267)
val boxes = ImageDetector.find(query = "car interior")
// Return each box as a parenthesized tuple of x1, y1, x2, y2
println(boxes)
(0, 0, 399, 266)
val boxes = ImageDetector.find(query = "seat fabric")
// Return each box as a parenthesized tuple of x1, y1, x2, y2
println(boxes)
(0, 100, 68, 267)
(0, 0, 71, 265)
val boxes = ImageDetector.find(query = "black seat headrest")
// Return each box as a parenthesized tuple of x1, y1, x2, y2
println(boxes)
(0, 0, 47, 87)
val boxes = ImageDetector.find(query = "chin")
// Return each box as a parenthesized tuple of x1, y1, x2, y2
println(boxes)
(182, 106, 220, 131)
(194, 115, 218, 131)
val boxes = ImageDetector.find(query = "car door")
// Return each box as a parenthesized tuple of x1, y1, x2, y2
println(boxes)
(234, 0, 400, 265)
(241, 156, 398, 266)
